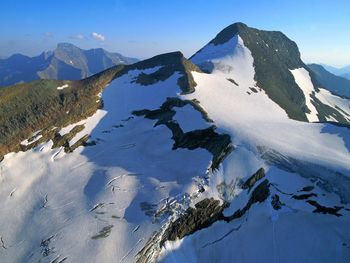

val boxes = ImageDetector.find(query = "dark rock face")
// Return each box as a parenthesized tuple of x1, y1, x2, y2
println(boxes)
(133, 96, 232, 171)
(271, 194, 284, 210)
(292, 193, 317, 200)
(224, 179, 270, 222)
(307, 63, 350, 99)
(129, 51, 201, 94)
(137, 170, 271, 263)
(160, 179, 271, 243)
(161, 198, 227, 245)
(310, 93, 349, 124)
(162, 177, 270, 243)
(307, 200, 343, 217)
(299, 186, 314, 192)
(241, 168, 265, 190)
(191, 22, 313, 122)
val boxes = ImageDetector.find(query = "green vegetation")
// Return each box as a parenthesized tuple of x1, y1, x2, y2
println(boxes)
(0, 65, 125, 160)
(130, 51, 202, 94)
(0, 51, 202, 160)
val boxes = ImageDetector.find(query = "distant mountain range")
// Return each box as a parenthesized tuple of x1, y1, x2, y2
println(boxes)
(308, 63, 350, 98)
(0, 43, 138, 87)
(321, 64, 350, 80)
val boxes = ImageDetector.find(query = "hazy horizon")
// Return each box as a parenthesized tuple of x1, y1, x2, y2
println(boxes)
(1, 0, 349, 67)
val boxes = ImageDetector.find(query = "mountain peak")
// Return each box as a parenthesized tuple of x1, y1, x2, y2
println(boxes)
(123, 51, 200, 94)
(1, 21, 350, 263)
(56, 42, 81, 50)
(209, 22, 248, 45)
(0, 43, 138, 87)
(135, 51, 184, 67)
(190, 23, 309, 121)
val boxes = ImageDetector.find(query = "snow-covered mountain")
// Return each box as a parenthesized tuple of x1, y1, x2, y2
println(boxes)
(0, 43, 138, 87)
(0, 22, 349, 263)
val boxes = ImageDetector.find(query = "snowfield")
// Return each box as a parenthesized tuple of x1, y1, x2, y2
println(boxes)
(0, 69, 212, 262)
(1, 31, 350, 263)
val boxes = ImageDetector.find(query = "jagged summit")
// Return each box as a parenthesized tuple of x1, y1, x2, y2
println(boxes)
(131, 51, 185, 69)
(190, 22, 350, 123)
(193, 22, 303, 68)
(191, 22, 304, 75)
(0, 44, 138, 87)
(208, 22, 248, 45)
(113, 51, 201, 94)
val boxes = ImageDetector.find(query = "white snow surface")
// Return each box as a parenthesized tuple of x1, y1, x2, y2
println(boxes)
(316, 88, 350, 121)
(183, 71, 350, 169)
(0, 68, 212, 263)
(20, 130, 42, 146)
(290, 68, 319, 122)
(57, 84, 69, 90)
(1, 38, 350, 263)
(59, 120, 86, 136)
(191, 34, 256, 88)
(164, 34, 350, 262)
(172, 105, 210, 133)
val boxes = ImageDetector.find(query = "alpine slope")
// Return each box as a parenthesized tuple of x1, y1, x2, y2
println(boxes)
(0, 23, 349, 263)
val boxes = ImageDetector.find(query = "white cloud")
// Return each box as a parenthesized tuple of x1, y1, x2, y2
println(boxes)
(91, 32, 105, 41)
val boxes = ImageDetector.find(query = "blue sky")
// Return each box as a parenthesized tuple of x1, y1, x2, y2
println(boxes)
(0, 0, 349, 67)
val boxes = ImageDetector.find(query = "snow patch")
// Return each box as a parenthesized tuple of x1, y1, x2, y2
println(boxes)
(20, 130, 42, 146)
(59, 120, 86, 136)
(316, 88, 350, 119)
(172, 105, 210, 133)
(290, 68, 319, 122)
(69, 109, 107, 146)
(191, 34, 256, 89)
(57, 84, 69, 90)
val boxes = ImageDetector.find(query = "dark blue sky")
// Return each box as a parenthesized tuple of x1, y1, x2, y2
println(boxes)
(1, 0, 349, 66)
